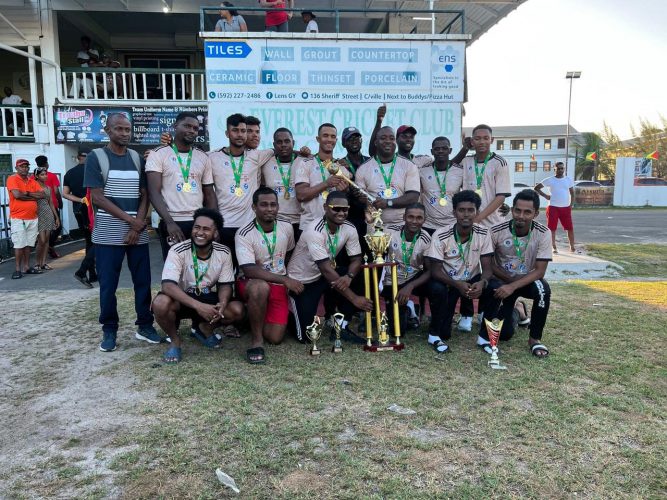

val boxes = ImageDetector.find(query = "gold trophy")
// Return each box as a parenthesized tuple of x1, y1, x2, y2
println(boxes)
(305, 316, 322, 356)
(326, 161, 377, 202)
(364, 209, 391, 264)
(483, 318, 507, 370)
(331, 312, 344, 353)
(378, 313, 390, 346)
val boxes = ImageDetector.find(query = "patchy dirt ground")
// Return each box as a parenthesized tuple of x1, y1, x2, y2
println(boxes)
(0, 290, 160, 498)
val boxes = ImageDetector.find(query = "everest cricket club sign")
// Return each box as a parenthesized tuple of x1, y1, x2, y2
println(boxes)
(204, 39, 465, 103)
(54, 105, 208, 145)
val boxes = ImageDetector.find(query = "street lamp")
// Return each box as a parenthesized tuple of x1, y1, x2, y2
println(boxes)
(564, 71, 581, 177)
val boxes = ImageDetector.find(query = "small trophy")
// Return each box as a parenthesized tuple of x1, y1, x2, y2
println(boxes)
(305, 316, 322, 356)
(331, 312, 344, 353)
(483, 317, 507, 370)
(378, 313, 390, 346)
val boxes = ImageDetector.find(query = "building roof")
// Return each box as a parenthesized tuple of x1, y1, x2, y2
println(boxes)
(463, 124, 582, 138)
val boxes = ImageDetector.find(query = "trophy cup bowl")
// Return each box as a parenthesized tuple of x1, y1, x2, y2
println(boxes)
(332, 312, 344, 353)
(483, 317, 507, 370)
(364, 209, 391, 264)
(305, 316, 323, 356)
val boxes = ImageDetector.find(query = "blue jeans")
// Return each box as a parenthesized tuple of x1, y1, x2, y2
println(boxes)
(95, 244, 153, 334)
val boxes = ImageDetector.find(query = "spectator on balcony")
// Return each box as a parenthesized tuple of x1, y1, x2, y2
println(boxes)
(259, 0, 294, 32)
(2, 87, 27, 106)
(215, 2, 248, 33)
(71, 36, 102, 98)
(2, 87, 28, 134)
(301, 11, 318, 33)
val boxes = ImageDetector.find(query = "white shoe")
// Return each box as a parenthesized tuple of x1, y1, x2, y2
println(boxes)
(458, 316, 473, 332)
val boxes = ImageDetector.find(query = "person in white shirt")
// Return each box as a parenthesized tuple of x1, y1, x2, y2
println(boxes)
(2, 87, 25, 105)
(534, 161, 575, 253)
(301, 11, 319, 33)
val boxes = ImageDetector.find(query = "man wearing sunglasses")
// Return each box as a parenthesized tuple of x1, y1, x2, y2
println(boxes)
(287, 192, 373, 342)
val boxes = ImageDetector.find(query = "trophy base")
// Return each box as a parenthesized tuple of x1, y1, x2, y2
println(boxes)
(364, 341, 405, 352)
(488, 360, 507, 370)
(310, 349, 321, 356)
(332, 345, 343, 353)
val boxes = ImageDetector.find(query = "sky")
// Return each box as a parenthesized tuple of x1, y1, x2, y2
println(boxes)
(463, 0, 667, 139)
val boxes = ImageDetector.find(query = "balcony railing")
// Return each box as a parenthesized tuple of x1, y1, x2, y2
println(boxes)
(61, 68, 207, 102)
(0, 105, 46, 141)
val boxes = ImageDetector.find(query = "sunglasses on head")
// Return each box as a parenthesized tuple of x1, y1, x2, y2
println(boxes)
(327, 205, 349, 212)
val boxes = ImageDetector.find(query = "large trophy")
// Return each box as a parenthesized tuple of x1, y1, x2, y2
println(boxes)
(362, 209, 404, 352)
(483, 317, 507, 370)
(326, 161, 377, 202)
(305, 316, 323, 356)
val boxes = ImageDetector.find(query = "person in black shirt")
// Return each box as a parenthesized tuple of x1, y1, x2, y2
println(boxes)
(63, 150, 96, 287)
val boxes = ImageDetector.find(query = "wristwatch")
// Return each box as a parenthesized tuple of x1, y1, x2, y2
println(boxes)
(346, 272, 355, 279)
(387, 199, 393, 207)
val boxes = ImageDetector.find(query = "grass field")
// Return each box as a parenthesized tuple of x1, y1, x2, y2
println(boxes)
(586, 243, 667, 278)
(88, 281, 665, 498)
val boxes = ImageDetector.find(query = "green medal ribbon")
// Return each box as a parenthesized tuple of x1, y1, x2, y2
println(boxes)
(325, 222, 340, 263)
(433, 162, 449, 198)
(400, 229, 419, 270)
(275, 154, 295, 194)
(474, 153, 492, 190)
(375, 154, 397, 192)
(229, 153, 245, 189)
(171, 144, 193, 184)
(344, 156, 356, 175)
(255, 220, 277, 266)
(315, 154, 329, 184)
(511, 221, 532, 262)
(454, 226, 473, 268)
(191, 247, 209, 292)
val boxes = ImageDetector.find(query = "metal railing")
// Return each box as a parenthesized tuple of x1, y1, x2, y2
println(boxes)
(61, 67, 207, 102)
(200, 6, 465, 34)
(0, 105, 46, 141)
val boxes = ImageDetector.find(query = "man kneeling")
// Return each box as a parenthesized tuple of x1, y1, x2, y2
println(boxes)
(153, 208, 244, 363)
(235, 187, 303, 364)
(479, 189, 552, 358)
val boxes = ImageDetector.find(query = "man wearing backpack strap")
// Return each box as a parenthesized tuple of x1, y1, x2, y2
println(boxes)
(84, 113, 166, 352)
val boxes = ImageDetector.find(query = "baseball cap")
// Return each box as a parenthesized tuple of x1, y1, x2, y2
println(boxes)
(342, 126, 362, 142)
(15, 158, 29, 167)
(396, 125, 417, 137)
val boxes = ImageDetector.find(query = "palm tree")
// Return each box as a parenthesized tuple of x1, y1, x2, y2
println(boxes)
(575, 132, 601, 180)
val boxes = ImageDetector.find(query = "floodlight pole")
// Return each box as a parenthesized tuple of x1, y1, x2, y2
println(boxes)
(564, 71, 581, 178)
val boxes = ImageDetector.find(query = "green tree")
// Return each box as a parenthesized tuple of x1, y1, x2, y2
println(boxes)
(628, 116, 666, 179)
(574, 132, 601, 180)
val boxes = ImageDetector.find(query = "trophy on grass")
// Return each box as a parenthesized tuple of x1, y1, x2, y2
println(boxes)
(331, 312, 344, 353)
(483, 317, 507, 370)
(361, 209, 404, 352)
(305, 316, 322, 356)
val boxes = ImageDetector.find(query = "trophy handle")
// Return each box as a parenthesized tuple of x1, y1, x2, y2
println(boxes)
(327, 163, 377, 202)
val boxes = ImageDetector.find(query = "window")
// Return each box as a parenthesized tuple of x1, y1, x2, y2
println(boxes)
(557, 138, 566, 149)
(544, 139, 552, 150)
(529, 161, 537, 172)
(496, 139, 505, 150)
(510, 140, 524, 150)
(515, 162, 524, 172)
(543, 161, 552, 171)
(530, 139, 538, 150)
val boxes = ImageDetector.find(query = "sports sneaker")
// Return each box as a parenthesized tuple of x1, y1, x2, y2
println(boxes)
(458, 316, 473, 332)
(74, 271, 93, 289)
(99, 331, 117, 352)
(135, 325, 166, 344)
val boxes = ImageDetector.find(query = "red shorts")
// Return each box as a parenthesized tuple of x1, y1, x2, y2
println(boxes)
(236, 278, 289, 325)
(546, 205, 573, 231)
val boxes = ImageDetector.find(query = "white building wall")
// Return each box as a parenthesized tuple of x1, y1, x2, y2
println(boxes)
(614, 157, 667, 207)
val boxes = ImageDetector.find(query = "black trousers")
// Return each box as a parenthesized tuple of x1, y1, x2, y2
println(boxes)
(289, 275, 358, 343)
(428, 275, 482, 341)
(74, 210, 95, 276)
(158, 219, 195, 260)
(479, 278, 551, 341)
(380, 275, 430, 333)
(219, 226, 239, 269)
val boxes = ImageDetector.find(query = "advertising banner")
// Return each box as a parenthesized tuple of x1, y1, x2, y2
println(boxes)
(54, 105, 208, 145)
(205, 39, 465, 103)
(208, 102, 462, 156)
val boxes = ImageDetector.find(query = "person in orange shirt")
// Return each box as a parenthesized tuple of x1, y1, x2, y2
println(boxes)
(7, 159, 46, 279)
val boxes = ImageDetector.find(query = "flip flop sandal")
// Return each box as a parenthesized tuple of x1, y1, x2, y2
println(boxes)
(222, 325, 241, 338)
(516, 301, 531, 327)
(163, 346, 182, 364)
(530, 343, 549, 358)
(246, 346, 266, 364)
(202, 333, 223, 349)
(429, 340, 449, 353)
(40, 264, 54, 270)
(24, 267, 43, 275)
(11, 271, 22, 279)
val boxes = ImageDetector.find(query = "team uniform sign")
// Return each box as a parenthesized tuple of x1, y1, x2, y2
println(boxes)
(205, 39, 465, 103)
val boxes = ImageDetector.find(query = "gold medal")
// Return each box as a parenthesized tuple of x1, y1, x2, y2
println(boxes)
(384, 188, 393, 198)
(284, 190, 291, 200)
(438, 197, 447, 207)
(194, 286, 202, 296)
(322, 190, 329, 201)
(234, 186, 244, 197)
(475, 188, 482, 196)
(182, 181, 191, 193)
(330, 258, 336, 269)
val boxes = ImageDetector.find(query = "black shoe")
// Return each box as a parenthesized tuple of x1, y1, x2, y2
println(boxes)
(88, 272, 98, 283)
(74, 272, 93, 289)
(338, 326, 367, 345)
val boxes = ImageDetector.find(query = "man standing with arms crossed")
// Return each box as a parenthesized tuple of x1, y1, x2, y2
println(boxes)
(236, 188, 303, 363)
(147, 112, 217, 259)
(534, 161, 575, 253)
